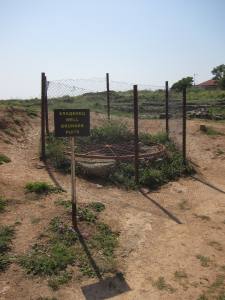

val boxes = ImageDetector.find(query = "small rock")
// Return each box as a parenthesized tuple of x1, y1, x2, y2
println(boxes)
(96, 184, 103, 188)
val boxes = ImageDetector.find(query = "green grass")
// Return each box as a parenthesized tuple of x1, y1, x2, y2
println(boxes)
(1, 88, 225, 122)
(198, 274, 225, 300)
(48, 271, 72, 290)
(0, 154, 11, 165)
(200, 125, 224, 136)
(19, 202, 118, 286)
(0, 225, 15, 271)
(196, 255, 211, 267)
(174, 270, 188, 279)
(153, 276, 175, 293)
(88, 202, 105, 212)
(0, 196, 7, 213)
(55, 199, 105, 214)
(25, 182, 62, 195)
(78, 207, 97, 223)
(54, 199, 72, 209)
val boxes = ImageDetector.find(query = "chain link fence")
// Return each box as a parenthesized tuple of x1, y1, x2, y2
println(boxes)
(168, 88, 184, 154)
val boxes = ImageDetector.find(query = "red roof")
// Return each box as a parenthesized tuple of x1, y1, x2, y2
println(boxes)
(197, 79, 218, 87)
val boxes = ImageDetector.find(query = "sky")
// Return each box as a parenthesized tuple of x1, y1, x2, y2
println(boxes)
(0, 0, 225, 99)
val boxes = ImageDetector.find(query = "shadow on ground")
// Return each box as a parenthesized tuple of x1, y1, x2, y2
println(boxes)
(81, 273, 131, 300)
(139, 188, 183, 224)
(76, 227, 131, 299)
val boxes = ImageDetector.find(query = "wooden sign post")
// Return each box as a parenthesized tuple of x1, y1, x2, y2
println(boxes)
(54, 109, 90, 229)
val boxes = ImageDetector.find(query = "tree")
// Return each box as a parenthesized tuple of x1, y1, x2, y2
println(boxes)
(211, 64, 225, 90)
(171, 77, 193, 91)
(219, 76, 225, 90)
(211, 64, 225, 80)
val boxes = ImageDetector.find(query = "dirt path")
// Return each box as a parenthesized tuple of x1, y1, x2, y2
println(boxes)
(0, 113, 225, 300)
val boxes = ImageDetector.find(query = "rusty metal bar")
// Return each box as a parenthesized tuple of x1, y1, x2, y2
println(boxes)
(182, 87, 187, 165)
(40, 72, 46, 161)
(71, 137, 77, 229)
(133, 85, 139, 185)
(44, 74, 49, 135)
(165, 81, 169, 135)
(106, 73, 110, 120)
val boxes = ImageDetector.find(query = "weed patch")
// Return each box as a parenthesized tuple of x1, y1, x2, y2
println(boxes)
(0, 225, 15, 271)
(54, 199, 72, 209)
(46, 122, 193, 190)
(48, 271, 72, 290)
(198, 274, 225, 299)
(88, 202, 105, 212)
(0, 154, 11, 165)
(19, 202, 118, 288)
(0, 196, 7, 213)
(78, 207, 97, 223)
(46, 134, 70, 173)
(153, 276, 175, 293)
(25, 182, 62, 195)
(196, 255, 211, 267)
(200, 125, 224, 136)
(174, 270, 188, 279)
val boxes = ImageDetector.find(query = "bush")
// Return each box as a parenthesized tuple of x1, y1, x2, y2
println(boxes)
(46, 134, 70, 173)
(139, 132, 168, 145)
(78, 120, 133, 146)
(25, 182, 62, 194)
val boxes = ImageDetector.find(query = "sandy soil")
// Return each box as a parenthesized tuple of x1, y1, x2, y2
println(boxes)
(0, 111, 225, 300)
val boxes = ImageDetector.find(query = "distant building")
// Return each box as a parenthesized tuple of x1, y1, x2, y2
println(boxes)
(196, 79, 218, 89)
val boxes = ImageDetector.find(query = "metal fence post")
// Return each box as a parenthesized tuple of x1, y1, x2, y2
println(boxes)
(133, 85, 139, 185)
(45, 75, 49, 135)
(182, 87, 187, 165)
(106, 73, 110, 120)
(165, 81, 169, 136)
(41, 72, 46, 161)
(71, 137, 77, 229)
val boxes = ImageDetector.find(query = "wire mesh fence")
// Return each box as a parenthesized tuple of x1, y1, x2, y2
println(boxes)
(168, 88, 184, 153)
(46, 75, 166, 135)
(39, 73, 170, 185)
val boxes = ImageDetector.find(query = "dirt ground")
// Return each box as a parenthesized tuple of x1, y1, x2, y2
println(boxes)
(0, 111, 225, 300)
